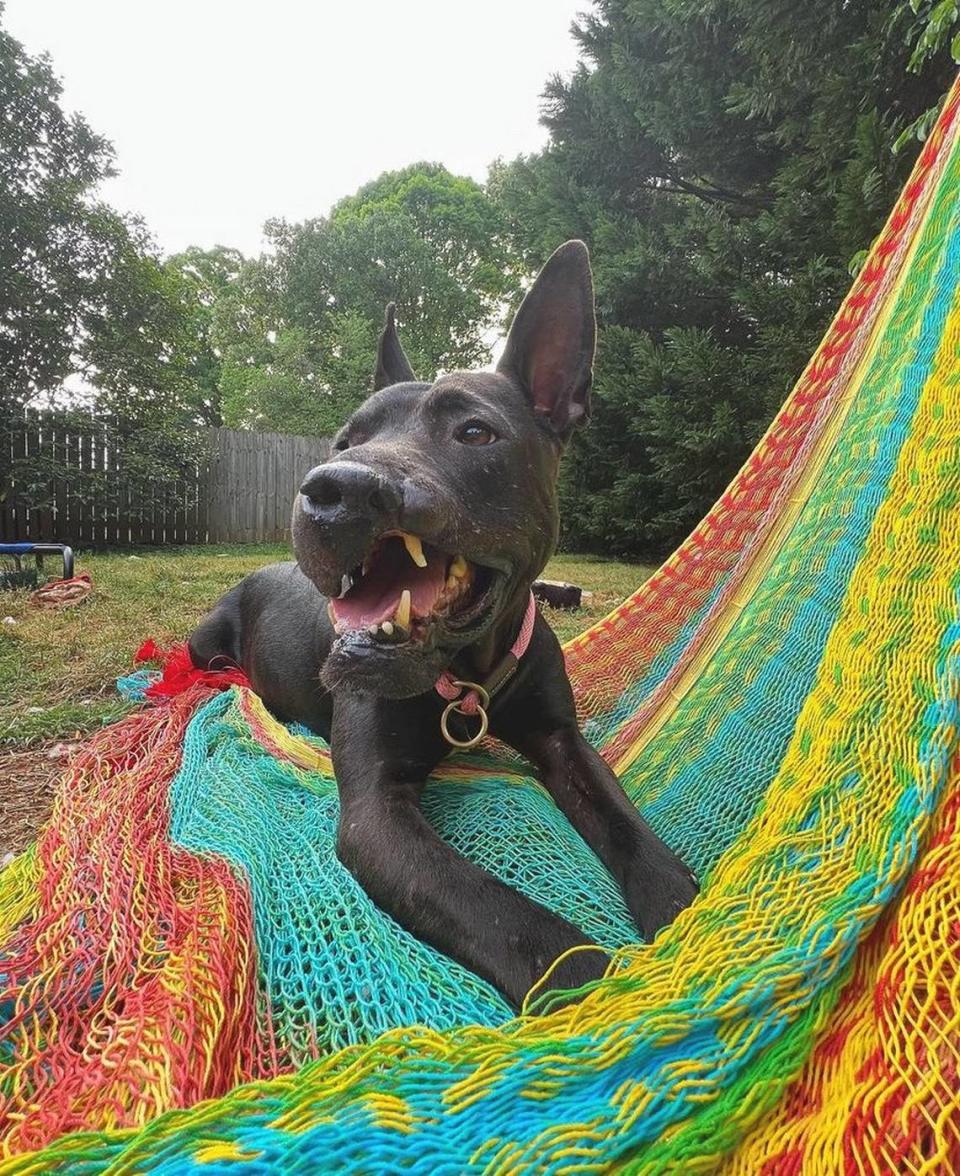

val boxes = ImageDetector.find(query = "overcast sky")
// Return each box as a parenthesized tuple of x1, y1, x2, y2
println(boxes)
(4, 0, 587, 258)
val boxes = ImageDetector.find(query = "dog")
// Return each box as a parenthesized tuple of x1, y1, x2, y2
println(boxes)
(189, 241, 698, 1010)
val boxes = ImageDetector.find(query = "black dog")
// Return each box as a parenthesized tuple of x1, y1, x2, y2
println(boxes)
(190, 242, 697, 1009)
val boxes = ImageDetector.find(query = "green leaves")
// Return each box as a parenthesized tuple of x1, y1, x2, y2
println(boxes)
(0, 17, 115, 420)
(0, 14, 230, 502)
(491, 0, 957, 558)
(906, 0, 960, 71)
(213, 163, 518, 436)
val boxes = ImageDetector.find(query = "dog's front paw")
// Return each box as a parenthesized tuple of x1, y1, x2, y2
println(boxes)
(626, 839, 699, 943)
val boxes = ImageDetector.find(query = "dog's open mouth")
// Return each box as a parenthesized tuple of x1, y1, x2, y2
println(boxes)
(327, 531, 494, 645)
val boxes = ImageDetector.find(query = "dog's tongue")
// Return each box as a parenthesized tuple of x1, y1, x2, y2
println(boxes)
(330, 538, 446, 628)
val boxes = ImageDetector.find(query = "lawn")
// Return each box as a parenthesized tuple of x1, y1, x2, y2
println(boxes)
(0, 544, 654, 856)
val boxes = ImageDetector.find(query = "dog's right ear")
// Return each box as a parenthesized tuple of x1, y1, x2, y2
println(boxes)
(497, 240, 596, 437)
(374, 303, 417, 390)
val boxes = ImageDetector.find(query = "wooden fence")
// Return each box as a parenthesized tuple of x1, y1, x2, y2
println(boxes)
(1, 416, 329, 547)
(204, 428, 329, 544)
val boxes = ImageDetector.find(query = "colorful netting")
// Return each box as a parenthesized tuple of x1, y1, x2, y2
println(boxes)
(3, 78, 960, 1173)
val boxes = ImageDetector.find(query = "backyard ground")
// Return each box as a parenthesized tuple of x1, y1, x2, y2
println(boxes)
(0, 545, 654, 857)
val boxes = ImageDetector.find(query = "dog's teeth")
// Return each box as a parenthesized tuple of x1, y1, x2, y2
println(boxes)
(450, 555, 468, 579)
(401, 533, 427, 568)
(446, 574, 458, 589)
(395, 588, 411, 630)
(327, 603, 337, 625)
(368, 624, 379, 637)
(381, 620, 394, 637)
(338, 573, 353, 598)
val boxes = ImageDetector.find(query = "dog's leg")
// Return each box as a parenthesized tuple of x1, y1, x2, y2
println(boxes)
(492, 616, 698, 942)
(331, 692, 609, 1010)
(516, 725, 698, 941)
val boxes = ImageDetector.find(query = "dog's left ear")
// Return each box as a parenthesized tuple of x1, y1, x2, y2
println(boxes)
(374, 302, 418, 390)
(497, 240, 596, 436)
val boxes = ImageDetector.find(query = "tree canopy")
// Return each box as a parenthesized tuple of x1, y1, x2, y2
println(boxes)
(214, 164, 516, 435)
(490, 0, 957, 556)
(0, 10, 115, 419)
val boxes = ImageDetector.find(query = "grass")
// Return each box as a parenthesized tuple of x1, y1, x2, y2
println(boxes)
(536, 553, 655, 643)
(0, 545, 655, 751)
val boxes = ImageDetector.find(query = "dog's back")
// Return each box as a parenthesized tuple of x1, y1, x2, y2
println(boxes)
(190, 562, 335, 736)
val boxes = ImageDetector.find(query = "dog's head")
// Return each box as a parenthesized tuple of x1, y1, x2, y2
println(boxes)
(292, 240, 596, 697)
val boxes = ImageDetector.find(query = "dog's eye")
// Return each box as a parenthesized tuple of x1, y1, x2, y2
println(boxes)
(455, 420, 497, 446)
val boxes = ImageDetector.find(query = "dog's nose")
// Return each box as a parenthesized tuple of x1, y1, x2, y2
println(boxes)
(300, 461, 401, 520)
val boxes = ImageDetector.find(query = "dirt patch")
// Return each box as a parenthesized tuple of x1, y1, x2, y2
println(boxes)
(0, 743, 77, 858)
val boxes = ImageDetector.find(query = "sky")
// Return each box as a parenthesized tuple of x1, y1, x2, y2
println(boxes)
(4, 0, 587, 258)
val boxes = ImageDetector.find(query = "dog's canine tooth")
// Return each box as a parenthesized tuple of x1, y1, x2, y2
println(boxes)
(450, 555, 468, 579)
(395, 588, 411, 629)
(446, 574, 458, 590)
(401, 533, 427, 568)
(338, 572, 353, 598)
(327, 602, 337, 625)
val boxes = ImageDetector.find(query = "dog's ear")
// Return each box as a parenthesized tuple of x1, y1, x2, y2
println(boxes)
(374, 302, 417, 390)
(497, 240, 596, 436)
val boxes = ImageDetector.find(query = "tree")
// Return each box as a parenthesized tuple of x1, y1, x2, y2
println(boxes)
(894, 0, 960, 145)
(161, 246, 245, 427)
(212, 252, 375, 436)
(490, 0, 957, 558)
(215, 163, 518, 435)
(0, 5, 225, 522)
(77, 242, 247, 437)
(0, 6, 115, 425)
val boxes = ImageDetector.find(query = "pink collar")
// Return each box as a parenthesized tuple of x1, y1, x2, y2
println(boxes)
(434, 591, 537, 748)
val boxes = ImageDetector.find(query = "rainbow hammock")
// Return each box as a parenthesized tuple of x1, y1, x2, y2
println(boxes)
(4, 81, 960, 1176)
